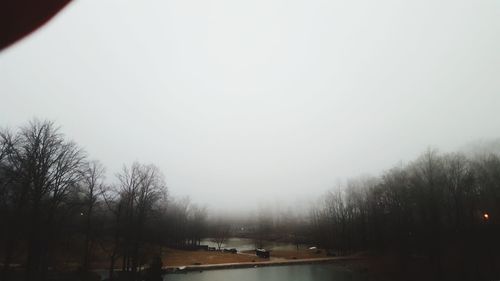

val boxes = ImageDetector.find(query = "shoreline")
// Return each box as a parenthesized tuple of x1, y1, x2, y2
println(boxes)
(163, 256, 361, 273)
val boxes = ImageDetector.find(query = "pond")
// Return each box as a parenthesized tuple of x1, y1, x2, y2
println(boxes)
(164, 263, 364, 281)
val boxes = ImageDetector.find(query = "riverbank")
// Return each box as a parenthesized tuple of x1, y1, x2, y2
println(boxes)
(164, 256, 359, 273)
(161, 250, 500, 281)
(160, 247, 331, 267)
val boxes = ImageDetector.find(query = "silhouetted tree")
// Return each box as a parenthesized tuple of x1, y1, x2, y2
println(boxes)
(79, 160, 106, 272)
(0, 119, 86, 281)
(310, 148, 500, 280)
(117, 162, 167, 279)
(211, 223, 230, 250)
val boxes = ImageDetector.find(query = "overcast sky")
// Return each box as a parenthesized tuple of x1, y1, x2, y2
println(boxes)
(1, 0, 499, 212)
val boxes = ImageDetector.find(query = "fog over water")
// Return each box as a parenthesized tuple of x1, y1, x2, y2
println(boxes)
(1, 0, 499, 212)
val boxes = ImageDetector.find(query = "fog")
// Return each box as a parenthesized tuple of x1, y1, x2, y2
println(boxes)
(1, 0, 499, 212)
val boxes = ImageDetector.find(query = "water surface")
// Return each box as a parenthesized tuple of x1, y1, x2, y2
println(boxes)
(164, 263, 364, 281)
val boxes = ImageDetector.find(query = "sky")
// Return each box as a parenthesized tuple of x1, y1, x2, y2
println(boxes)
(1, 0, 499, 212)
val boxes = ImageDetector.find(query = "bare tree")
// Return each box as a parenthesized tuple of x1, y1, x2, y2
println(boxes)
(25, 120, 85, 281)
(0, 120, 86, 281)
(254, 209, 272, 249)
(117, 162, 167, 278)
(308, 147, 500, 280)
(98, 186, 124, 281)
(212, 223, 230, 250)
(187, 205, 207, 246)
(0, 129, 21, 281)
(80, 160, 106, 272)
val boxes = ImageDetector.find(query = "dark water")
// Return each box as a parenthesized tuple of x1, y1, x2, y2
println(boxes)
(164, 264, 364, 281)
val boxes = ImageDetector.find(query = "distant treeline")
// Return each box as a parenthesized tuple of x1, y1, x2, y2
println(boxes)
(310, 148, 500, 280)
(0, 119, 208, 281)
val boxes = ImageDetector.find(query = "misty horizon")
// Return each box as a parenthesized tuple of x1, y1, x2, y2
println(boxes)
(2, 117, 499, 217)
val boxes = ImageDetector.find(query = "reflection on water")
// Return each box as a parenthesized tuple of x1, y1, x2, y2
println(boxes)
(164, 264, 364, 281)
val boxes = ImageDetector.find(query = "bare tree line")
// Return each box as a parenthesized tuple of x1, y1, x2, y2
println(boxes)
(2, 118, 500, 281)
(0, 119, 208, 281)
(310, 149, 500, 280)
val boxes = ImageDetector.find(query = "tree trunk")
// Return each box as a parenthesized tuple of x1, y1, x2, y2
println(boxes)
(83, 205, 94, 272)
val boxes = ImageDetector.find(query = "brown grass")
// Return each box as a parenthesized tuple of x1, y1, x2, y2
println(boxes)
(161, 249, 257, 266)
(240, 249, 328, 260)
(56, 247, 331, 270)
(271, 249, 328, 259)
